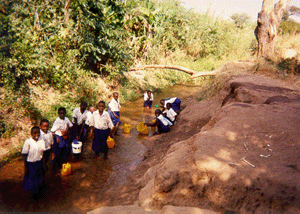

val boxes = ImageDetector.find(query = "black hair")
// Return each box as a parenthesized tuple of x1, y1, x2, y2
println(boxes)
(80, 101, 87, 107)
(160, 99, 165, 103)
(98, 101, 105, 106)
(40, 118, 49, 126)
(155, 109, 162, 114)
(58, 107, 66, 114)
(166, 103, 171, 107)
(31, 126, 40, 134)
(147, 90, 151, 93)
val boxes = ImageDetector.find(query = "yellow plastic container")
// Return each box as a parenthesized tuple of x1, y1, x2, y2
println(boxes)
(123, 123, 131, 134)
(61, 163, 71, 176)
(137, 122, 149, 135)
(107, 136, 115, 148)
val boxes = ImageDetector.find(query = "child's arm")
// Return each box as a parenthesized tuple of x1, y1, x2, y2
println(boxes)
(78, 120, 85, 139)
(144, 121, 156, 127)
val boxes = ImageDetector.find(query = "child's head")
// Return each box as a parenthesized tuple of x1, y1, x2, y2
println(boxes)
(40, 119, 49, 133)
(113, 92, 119, 100)
(80, 101, 88, 112)
(89, 106, 96, 113)
(31, 126, 40, 141)
(147, 91, 151, 96)
(58, 107, 66, 119)
(166, 103, 171, 110)
(160, 99, 165, 105)
(97, 101, 105, 112)
(155, 109, 162, 117)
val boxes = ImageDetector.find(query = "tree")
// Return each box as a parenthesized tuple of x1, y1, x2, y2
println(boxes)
(230, 13, 250, 29)
(254, 0, 292, 59)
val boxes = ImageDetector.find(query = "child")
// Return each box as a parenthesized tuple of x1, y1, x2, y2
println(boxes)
(143, 90, 154, 108)
(160, 97, 181, 114)
(51, 107, 73, 169)
(39, 119, 54, 171)
(145, 109, 172, 135)
(163, 103, 177, 125)
(108, 92, 121, 135)
(85, 106, 96, 128)
(72, 101, 88, 150)
(21, 126, 46, 200)
(90, 101, 114, 160)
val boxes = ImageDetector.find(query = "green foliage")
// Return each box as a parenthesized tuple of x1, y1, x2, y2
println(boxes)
(278, 19, 300, 35)
(230, 13, 251, 29)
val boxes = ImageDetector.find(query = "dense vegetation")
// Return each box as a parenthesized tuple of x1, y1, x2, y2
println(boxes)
(0, 0, 299, 142)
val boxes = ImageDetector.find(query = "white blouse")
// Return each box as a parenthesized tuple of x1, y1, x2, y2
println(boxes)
(163, 108, 177, 122)
(40, 130, 54, 150)
(72, 108, 88, 125)
(21, 137, 46, 162)
(164, 97, 177, 108)
(51, 117, 73, 136)
(85, 111, 93, 126)
(108, 99, 121, 112)
(90, 110, 114, 130)
(144, 92, 154, 101)
(157, 115, 172, 126)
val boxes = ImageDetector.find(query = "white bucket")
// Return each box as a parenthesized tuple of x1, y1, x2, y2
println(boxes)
(72, 141, 82, 154)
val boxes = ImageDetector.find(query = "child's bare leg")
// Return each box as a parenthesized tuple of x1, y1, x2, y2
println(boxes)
(114, 122, 120, 135)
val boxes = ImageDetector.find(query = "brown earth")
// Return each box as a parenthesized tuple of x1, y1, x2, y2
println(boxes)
(122, 73, 300, 213)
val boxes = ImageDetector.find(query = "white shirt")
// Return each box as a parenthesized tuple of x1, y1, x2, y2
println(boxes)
(85, 111, 93, 126)
(51, 117, 73, 136)
(164, 97, 177, 108)
(90, 110, 114, 130)
(108, 99, 121, 112)
(21, 137, 46, 162)
(144, 92, 154, 101)
(163, 108, 177, 122)
(72, 108, 88, 125)
(157, 115, 172, 126)
(40, 130, 54, 150)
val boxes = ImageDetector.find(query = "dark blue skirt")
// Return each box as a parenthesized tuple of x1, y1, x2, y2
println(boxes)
(23, 160, 43, 194)
(171, 98, 181, 112)
(108, 110, 121, 126)
(157, 118, 170, 133)
(52, 135, 69, 165)
(92, 128, 110, 153)
(144, 100, 153, 108)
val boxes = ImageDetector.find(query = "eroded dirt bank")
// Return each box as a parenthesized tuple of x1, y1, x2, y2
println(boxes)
(116, 74, 300, 213)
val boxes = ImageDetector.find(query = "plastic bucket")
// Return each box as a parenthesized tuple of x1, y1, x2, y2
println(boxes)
(107, 136, 115, 148)
(123, 123, 131, 134)
(72, 141, 82, 154)
(137, 122, 149, 135)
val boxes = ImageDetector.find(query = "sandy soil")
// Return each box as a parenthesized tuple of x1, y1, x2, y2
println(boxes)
(128, 73, 300, 213)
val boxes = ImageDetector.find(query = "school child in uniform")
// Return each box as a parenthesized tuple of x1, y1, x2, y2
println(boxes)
(39, 119, 54, 172)
(143, 90, 154, 108)
(160, 97, 181, 114)
(163, 103, 177, 125)
(51, 107, 73, 169)
(72, 101, 88, 152)
(22, 126, 46, 200)
(145, 109, 172, 135)
(85, 106, 96, 128)
(108, 92, 121, 136)
(91, 101, 114, 160)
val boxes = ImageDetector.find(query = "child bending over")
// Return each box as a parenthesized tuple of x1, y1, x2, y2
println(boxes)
(22, 126, 46, 200)
(91, 101, 114, 160)
(160, 97, 181, 114)
(145, 109, 172, 135)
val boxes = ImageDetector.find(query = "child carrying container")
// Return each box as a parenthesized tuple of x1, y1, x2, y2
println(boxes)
(72, 101, 88, 152)
(108, 92, 121, 136)
(91, 101, 114, 160)
(145, 109, 172, 135)
(51, 107, 73, 169)
(143, 90, 154, 108)
(39, 119, 54, 173)
(21, 126, 46, 200)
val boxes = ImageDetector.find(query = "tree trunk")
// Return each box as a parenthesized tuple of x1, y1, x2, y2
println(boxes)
(255, 0, 291, 59)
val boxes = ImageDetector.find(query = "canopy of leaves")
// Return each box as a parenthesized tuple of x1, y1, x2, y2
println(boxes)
(230, 13, 251, 29)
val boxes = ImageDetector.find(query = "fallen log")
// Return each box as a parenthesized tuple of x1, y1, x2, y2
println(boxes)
(129, 64, 217, 78)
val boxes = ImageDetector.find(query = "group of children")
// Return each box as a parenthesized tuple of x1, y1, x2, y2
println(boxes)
(143, 91, 181, 135)
(21, 92, 122, 199)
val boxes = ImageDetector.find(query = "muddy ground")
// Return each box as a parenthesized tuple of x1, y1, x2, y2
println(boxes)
(1, 67, 300, 213)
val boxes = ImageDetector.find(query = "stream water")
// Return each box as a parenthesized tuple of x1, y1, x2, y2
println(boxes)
(0, 85, 202, 212)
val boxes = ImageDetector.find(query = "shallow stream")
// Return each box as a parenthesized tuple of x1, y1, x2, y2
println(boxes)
(0, 84, 202, 212)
